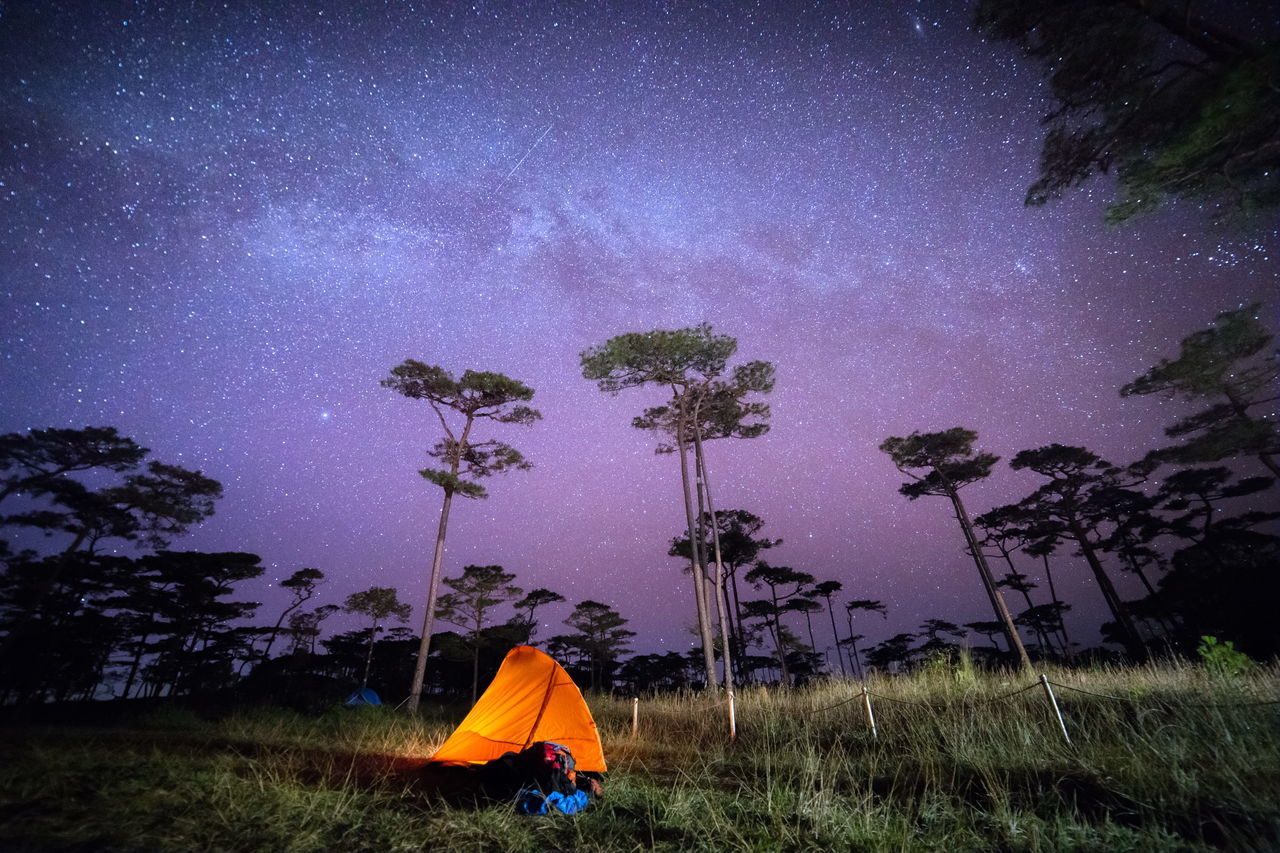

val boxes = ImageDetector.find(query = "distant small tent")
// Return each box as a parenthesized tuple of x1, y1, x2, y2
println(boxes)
(345, 687, 382, 707)
(429, 645, 606, 772)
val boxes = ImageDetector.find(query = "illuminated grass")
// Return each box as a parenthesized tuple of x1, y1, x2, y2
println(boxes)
(1, 663, 1277, 851)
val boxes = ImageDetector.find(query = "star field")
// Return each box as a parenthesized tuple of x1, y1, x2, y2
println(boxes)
(2, 1, 1276, 653)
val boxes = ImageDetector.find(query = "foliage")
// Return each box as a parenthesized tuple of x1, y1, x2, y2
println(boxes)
(437, 564, 523, 701)
(742, 561, 814, 685)
(342, 587, 412, 690)
(342, 587, 412, 627)
(321, 626, 417, 697)
(564, 600, 635, 690)
(579, 323, 737, 393)
(511, 587, 566, 642)
(975, 0, 1280, 221)
(916, 645, 979, 686)
(437, 565, 521, 637)
(670, 509, 780, 571)
(381, 362, 540, 425)
(1197, 635, 1256, 678)
(632, 360, 776, 453)
(879, 427, 999, 499)
(0, 425, 147, 505)
(257, 568, 324, 664)
(1, 427, 221, 555)
(617, 651, 696, 693)
(134, 551, 265, 698)
(1121, 303, 1279, 477)
(380, 360, 540, 506)
(1008, 444, 1152, 660)
(1157, 530, 1280, 659)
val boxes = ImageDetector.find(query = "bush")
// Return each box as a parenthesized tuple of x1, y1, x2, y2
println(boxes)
(1197, 635, 1255, 677)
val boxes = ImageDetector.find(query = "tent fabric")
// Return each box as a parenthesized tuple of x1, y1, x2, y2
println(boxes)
(429, 645, 607, 772)
(345, 687, 382, 706)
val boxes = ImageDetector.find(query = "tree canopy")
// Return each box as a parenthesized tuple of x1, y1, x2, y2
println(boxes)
(976, 0, 1280, 221)
(880, 428, 1001, 499)
(579, 324, 737, 393)
(1121, 303, 1279, 477)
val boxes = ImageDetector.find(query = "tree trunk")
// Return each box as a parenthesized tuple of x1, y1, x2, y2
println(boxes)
(844, 613, 865, 681)
(1222, 387, 1280, 478)
(728, 567, 748, 677)
(259, 592, 309, 668)
(406, 417, 474, 713)
(406, 485, 454, 711)
(802, 608, 818, 663)
(675, 390, 717, 689)
(120, 627, 151, 700)
(948, 490, 1033, 670)
(1039, 553, 1072, 660)
(1069, 523, 1148, 660)
(769, 586, 792, 686)
(824, 597, 848, 677)
(471, 642, 480, 704)
(1118, 547, 1180, 640)
(993, 549, 1055, 654)
(693, 427, 734, 690)
(361, 622, 379, 689)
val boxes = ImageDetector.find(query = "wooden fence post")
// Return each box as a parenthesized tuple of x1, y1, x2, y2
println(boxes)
(1039, 674, 1070, 744)
(631, 697, 639, 738)
(728, 691, 736, 740)
(861, 685, 877, 740)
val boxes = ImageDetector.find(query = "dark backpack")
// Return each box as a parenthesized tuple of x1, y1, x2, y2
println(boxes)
(519, 741, 577, 796)
(477, 740, 578, 801)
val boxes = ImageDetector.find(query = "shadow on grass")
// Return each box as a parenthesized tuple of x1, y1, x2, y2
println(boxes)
(2, 726, 493, 807)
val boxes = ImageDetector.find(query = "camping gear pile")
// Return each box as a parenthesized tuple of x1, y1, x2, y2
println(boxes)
(427, 645, 606, 815)
(477, 740, 600, 815)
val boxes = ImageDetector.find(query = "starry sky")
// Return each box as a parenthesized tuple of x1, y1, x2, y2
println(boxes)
(2, 1, 1276, 657)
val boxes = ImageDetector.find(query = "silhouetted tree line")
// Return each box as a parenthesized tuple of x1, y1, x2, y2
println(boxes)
(663, 305, 1276, 680)
(3, 306, 1273, 704)
(869, 303, 1277, 670)
(0, 443, 639, 704)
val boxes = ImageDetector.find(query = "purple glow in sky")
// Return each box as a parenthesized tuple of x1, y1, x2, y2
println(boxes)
(2, 1, 1276, 655)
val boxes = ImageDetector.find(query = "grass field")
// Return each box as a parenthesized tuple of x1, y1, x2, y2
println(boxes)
(2, 662, 1277, 852)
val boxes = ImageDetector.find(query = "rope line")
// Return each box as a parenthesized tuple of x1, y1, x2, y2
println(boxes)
(965, 682, 1042, 705)
(864, 681, 1042, 709)
(1047, 680, 1280, 708)
(1043, 682, 1133, 702)
(692, 679, 1280, 719)
(865, 692, 936, 708)
(805, 693, 866, 715)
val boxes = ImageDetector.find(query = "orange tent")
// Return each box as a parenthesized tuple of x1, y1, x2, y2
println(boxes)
(428, 645, 607, 772)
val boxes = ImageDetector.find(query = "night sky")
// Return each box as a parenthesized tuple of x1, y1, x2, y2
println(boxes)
(3, 1, 1276, 656)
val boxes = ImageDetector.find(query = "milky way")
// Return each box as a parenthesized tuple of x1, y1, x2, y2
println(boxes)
(2, 1, 1276, 655)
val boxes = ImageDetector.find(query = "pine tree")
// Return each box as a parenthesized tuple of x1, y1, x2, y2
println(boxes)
(382, 362, 539, 712)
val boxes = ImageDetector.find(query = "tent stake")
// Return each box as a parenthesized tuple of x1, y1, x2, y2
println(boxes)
(1039, 674, 1070, 744)
(861, 684, 877, 740)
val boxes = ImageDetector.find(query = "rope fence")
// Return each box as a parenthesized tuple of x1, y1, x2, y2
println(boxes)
(626, 675, 1279, 744)
(1046, 680, 1280, 708)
